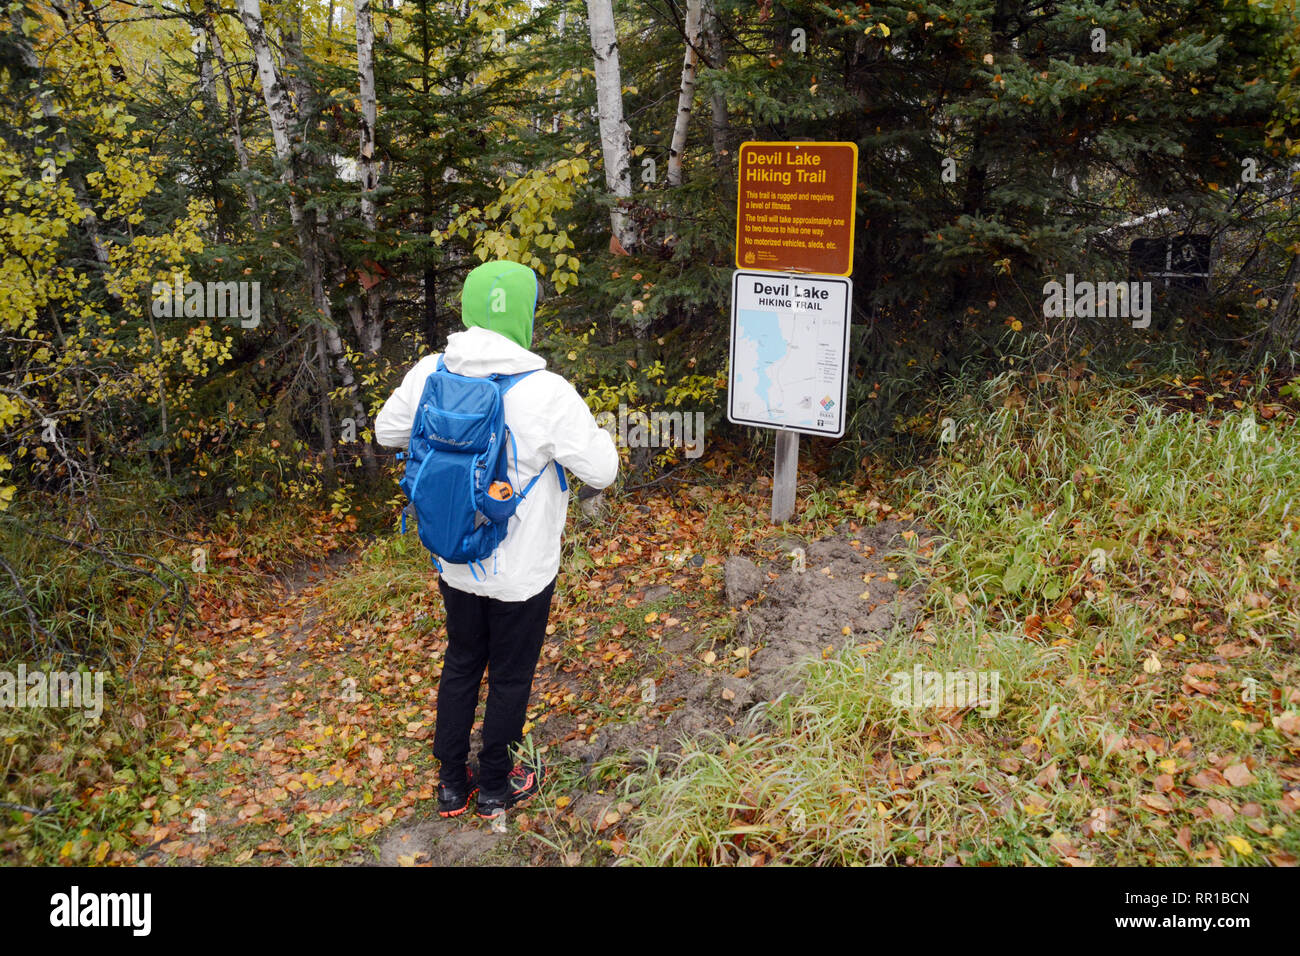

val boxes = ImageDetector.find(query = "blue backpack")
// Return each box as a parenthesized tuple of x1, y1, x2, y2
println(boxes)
(397, 357, 566, 576)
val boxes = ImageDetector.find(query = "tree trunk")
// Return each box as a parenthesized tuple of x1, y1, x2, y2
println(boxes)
(704, 0, 729, 166)
(354, 0, 383, 355)
(236, 0, 376, 480)
(235, 0, 296, 163)
(203, 0, 261, 228)
(418, 0, 441, 350)
(585, 0, 635, 251)
(666, 0, 703, 187)
(1266, 250, 1300, 357)
(193, 24, 216, 101)
(586, 0, 648, 472)
(312, 325, 338, 485)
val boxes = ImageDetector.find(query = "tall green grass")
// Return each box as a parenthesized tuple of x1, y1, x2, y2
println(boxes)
(622, 375, 1300, 866)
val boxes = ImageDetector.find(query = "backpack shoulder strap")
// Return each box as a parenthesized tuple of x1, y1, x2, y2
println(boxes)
(515, 458, 568, 500)
(518, 464, 547, 499)
(494, 368, 538, 396)
(491, 369, 564, 497)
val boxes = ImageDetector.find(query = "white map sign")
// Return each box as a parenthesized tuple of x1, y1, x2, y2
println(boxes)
(728, 270, 852, 438)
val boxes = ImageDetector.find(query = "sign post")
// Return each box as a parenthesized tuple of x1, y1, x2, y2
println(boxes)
(772, 430, 799, 523)
(730, 141, 857, 523)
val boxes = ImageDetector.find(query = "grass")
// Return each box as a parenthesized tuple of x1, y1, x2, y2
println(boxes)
(621, 372, 1300, 866)
(318, 529, 438, 625)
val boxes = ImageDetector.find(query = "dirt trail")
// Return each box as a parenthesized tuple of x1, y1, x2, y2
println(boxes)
(147, 520, 930, 866)
(375, 519, 930, 865)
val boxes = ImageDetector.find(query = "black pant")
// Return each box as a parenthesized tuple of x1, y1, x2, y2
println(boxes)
(433, 576, 555, 794)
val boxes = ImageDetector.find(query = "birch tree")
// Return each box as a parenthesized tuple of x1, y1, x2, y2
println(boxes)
(201, 0, 260, 228)
(235, 0, 377, 480)
(353, 0, 383, 355)
(8, 6, 109, 268)
(585, 0, 635, 251)
(666, 0, 703, 187)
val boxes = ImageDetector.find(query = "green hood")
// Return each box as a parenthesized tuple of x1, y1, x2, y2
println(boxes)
(461, 260, 538, 349)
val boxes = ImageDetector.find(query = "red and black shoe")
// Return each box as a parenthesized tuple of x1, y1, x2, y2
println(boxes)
(437, 765, 479, 818)
(476, 762, 545, 820)
(506, 761, 544, 808)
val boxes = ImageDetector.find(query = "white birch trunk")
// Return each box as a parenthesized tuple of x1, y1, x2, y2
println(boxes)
(666, 0, 702, 187)
(354, 0, 383, 354)
(585, 0, 635, 251)
(10, 6, 109, 267)
(235, 0, 296, 167)
(202, 3, 260, 226)
(236, 0, 377, 477)
(192, 25, 216, 101)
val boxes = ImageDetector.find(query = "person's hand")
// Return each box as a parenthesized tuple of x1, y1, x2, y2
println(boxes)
(577, 483, 606, 520)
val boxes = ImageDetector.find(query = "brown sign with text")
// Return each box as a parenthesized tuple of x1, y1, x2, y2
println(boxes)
(735, 141, 858, 276)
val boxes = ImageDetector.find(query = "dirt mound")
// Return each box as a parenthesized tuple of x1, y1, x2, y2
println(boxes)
(573, 518, 930, 761)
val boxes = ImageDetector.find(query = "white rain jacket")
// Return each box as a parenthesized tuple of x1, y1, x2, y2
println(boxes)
(375, 325, 618, 601)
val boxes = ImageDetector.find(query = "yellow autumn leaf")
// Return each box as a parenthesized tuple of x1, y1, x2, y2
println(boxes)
(1225, 836, 1253, 856)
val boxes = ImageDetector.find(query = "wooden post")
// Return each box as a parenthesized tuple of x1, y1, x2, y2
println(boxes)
(771, 429, 798, 523)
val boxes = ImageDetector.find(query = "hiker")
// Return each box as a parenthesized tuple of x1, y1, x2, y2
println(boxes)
(375, 260, 619, 820)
